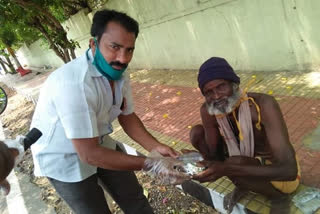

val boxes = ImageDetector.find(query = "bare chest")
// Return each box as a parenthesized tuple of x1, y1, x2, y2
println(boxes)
(224, 101, 272, 157)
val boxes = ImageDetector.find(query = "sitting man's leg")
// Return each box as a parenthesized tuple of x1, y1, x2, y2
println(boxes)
(224, 156, 290, 214)
(97, 146, 153, 214)
(48, 174, 111, 214)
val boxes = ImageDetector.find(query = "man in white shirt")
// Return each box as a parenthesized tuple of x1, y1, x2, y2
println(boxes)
(31, 9, 185, 214)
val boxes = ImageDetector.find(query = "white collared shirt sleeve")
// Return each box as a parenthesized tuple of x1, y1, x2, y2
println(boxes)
(53, 74, 99, 139)
(121, 73, 134, 115)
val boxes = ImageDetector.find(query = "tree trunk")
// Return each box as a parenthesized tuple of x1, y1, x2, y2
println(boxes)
(63, 49, 71, 62)
(4, 55, 16, 74)
(6, 46, 22, 68)
(0, 57, 9, 66)
(70, 48, 76, 59)
(0, 60, 8, 73)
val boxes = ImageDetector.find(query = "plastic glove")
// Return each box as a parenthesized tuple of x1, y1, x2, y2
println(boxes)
(4, 135, 25, 166)
(143, 150, 191, 185)
(0, 179, 10, 196)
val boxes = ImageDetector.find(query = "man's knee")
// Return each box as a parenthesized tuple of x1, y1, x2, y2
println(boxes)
(189, 124, 204, 146)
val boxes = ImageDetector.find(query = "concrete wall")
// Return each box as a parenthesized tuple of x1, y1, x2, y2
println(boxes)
(16, 0, 320, 72)
(17, 41, 63, 69)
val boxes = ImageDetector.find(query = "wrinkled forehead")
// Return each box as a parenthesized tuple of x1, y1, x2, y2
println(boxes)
(203, 79, 230, 90)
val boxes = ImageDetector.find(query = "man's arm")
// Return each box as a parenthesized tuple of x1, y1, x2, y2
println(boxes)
(72, 137, 190, 184)
(72, 137, 145, 171)
(200, 103, 223, 157)
(195, 95, 298, 182)
(228, 95, 297, 180)
(118, 113, 178, 157)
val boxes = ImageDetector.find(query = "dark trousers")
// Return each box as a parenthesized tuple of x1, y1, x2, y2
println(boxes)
(48, 149, 153, 214)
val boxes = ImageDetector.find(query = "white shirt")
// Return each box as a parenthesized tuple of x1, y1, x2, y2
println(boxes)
(30, 50, 134, 182)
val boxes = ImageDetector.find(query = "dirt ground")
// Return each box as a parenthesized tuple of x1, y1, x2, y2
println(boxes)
(0, 82, 217, 214)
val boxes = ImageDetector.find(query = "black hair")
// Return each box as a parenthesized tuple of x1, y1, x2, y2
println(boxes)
(90, 9, 139, 42)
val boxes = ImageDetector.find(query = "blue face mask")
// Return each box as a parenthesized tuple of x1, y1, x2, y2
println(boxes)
(91, 38, 126, 80)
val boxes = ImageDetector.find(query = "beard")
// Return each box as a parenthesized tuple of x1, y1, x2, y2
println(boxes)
(206, 83, 241, 116)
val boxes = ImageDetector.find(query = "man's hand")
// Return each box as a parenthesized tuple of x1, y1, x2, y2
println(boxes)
(143, 152, 191, 185)
(153, 144, 179, 158)
(118, 113, 180, 158)
(192, 161, 225, 182)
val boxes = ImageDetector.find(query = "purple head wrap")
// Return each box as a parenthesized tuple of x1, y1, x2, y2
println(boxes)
(198, 57, 240, 94)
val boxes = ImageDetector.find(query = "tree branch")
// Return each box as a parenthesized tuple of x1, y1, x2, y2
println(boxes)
(13, 0, 64, 30)
(31, 18, 66, 63)
(0, 58, 9, 66)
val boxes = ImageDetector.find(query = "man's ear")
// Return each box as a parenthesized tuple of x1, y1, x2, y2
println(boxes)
(89, 38, 96, 55)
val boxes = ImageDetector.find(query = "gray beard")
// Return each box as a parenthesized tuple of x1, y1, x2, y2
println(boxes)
(206, 84, 241, 116)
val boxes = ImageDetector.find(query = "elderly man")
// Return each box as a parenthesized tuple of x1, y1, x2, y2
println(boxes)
(191, 57, 300, 214)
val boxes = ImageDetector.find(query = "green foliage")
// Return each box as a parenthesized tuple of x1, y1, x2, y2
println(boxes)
(0, 49, 8, 57)
(0, 0, 97, 63)
(0, 26, 16, 47)
(0, 0, 40, 48)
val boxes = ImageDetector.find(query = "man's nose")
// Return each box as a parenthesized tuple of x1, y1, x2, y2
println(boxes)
(117, 50, 130, 64)
(211, 90, 222, 100)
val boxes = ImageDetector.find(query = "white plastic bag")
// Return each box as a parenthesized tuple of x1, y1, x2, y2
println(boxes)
(143, 150, 191, 185)
(4, 135, 25, 166)
(292, 187, 320, 214)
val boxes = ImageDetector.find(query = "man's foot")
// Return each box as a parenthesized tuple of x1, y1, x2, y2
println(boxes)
(223, 187, 248, 214)
(270, 196, 290, 214)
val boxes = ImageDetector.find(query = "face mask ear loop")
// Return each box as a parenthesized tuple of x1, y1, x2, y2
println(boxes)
(93, 38, 99, 54)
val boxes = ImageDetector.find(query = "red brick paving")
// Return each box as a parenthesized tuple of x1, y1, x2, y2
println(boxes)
(131, 81, 320, 188)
